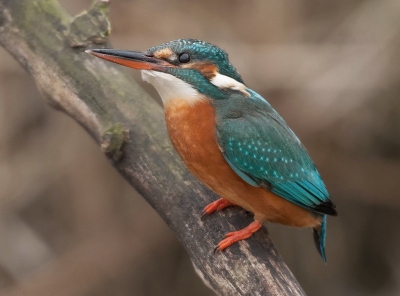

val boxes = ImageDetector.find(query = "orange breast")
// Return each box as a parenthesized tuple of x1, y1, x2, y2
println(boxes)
(164, 99, 320, 228)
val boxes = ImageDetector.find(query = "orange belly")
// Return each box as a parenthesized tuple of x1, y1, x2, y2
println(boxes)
(165, 98, 320, 228)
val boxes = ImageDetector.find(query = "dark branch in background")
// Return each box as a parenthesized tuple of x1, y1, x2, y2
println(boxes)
(0, 1, 305, 295)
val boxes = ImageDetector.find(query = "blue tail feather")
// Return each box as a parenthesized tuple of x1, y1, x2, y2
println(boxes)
(313, 215, 327, 262)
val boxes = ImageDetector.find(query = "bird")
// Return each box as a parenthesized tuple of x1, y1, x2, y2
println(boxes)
(86, 39, 337, 261)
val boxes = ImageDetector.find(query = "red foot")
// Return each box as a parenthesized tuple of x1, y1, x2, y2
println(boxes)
(215, 221, 262, 252)
(202, 198, 235, 218)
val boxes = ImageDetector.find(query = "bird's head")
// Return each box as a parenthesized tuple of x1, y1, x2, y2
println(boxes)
(87, 39, 249, 105)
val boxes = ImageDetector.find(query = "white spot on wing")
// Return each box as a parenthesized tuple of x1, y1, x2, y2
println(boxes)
(211, 73, 249, 96)
(141, 70, 205, 105)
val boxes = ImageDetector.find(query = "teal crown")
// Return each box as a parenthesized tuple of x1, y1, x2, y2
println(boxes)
(146, 39, 246, 100)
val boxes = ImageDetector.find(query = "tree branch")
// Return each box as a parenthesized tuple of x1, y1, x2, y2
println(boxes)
(0, 1, 306, 295)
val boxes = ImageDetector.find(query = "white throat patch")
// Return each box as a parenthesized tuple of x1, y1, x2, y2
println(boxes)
(141, 70, 205, 105)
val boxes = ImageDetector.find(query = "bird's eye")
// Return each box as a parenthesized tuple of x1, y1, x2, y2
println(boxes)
(178, 53, 190, 63)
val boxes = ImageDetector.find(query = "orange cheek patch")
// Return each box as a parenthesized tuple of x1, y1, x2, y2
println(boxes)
(153, 48, 174, 59)
(184, 62, 218, 79)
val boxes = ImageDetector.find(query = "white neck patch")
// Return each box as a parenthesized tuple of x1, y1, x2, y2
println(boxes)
(210, 73, 249, 96)
(141, 70, 205, 106)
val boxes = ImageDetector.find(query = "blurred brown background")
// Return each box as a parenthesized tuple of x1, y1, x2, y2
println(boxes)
(1, 0, 399, 295)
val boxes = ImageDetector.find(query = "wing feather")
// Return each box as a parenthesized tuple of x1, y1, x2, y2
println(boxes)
(214, 90, 336, 215)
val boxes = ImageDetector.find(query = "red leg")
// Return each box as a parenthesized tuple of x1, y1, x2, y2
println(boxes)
(215, 220, 262, 252)
(202, 198, 235, 217)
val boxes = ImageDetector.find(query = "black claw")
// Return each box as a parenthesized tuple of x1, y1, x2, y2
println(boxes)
(200, 211, 208, 220)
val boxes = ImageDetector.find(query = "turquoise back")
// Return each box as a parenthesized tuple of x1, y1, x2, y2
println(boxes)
(214, 90, 335, 215)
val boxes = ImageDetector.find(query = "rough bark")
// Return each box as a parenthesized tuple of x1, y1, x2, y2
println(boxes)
(0, 1, 306, 295)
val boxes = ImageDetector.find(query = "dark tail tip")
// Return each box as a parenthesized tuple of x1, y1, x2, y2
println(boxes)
(314, 200, 338, 216)
(313, 215, 327, 262)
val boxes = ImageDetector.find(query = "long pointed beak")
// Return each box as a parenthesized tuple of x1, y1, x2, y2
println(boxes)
(85, 49, 173, 71)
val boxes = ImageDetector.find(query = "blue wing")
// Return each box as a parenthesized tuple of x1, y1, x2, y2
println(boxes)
(214, 90, 336, 215)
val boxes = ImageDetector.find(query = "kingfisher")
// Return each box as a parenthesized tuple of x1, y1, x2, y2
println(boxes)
(86, 39, 337, 261)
